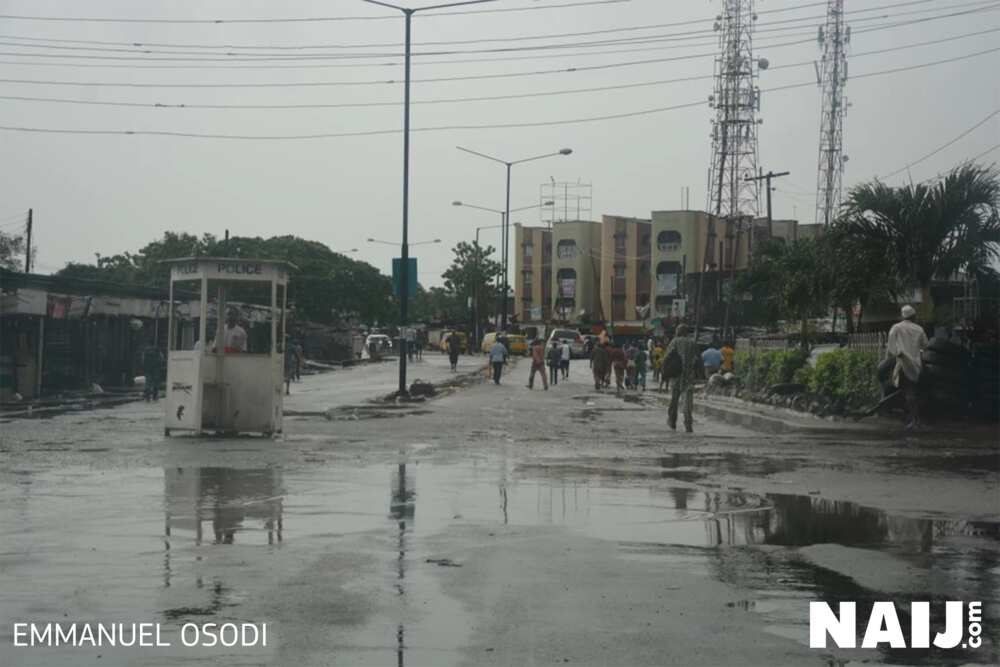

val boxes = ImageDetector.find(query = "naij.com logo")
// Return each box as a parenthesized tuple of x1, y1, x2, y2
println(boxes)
(810, 601, 983, 649)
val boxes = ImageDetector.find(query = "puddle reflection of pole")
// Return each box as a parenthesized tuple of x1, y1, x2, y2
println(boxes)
(499, 486, 508, 525)
(390, 461, 415, 667)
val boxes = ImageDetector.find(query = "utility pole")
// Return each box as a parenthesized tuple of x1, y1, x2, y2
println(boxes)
(24, 208, 32, 273)
(815, 0, 850, 225)
(745, 169, 790, 236)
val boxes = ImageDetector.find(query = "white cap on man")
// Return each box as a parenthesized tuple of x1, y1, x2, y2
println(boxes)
(901, 305, 916, 320)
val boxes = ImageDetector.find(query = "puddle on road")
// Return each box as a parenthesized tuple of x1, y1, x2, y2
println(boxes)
(2, 450, 998, 666)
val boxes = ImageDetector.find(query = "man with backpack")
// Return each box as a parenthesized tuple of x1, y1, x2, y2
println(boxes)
(664, 325, 699, 432)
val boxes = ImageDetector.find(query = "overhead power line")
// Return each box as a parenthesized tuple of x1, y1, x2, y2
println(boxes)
(0, 0, 629, 24)
(0, 0, 991, 54)
(880, 109, 1000, 179)
(2, 26, 994, 91)
(0, 48, 995, 140)
(0, 2, 994, 70)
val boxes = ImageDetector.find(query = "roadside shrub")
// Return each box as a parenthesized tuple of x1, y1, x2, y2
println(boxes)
(809, 349, 880, 409)
(792, 364, 814, 387)
(733, 348, 809, 393)
(765, 349, 810, 387)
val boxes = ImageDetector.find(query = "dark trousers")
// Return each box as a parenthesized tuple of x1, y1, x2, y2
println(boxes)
(549, 364, 559, 385)
(492, 362, 504, 384)
(900, 373, 920, 425)
(560, 359, 569, 378)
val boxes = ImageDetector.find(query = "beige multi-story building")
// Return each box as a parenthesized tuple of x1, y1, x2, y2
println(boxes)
(650, 211, 805, 321)
(513, 224, 552, 323)
(599, 214, 652, 324)
(550, 220, 603, 321)
(514, 209, 805, 327)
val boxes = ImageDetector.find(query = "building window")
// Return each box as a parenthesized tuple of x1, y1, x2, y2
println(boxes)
(524, 244, 533, 258)
(614, 234, 627, 252)
(556, 268, 577, 298)
(657, 230, 682, 252)
(556, 239, 578, 259)
(614, 265, 626, 279)
(656, 261, 683, 297)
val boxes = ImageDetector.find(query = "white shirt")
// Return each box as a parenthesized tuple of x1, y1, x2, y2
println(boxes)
(561, 343, 571, 361)
(887, 319, 928, 383)
(223, 323, 248, 352)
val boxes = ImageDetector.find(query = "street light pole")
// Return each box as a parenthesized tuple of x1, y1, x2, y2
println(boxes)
(363, 0, 494, 398)
(453, 201, 553, 337)
(456, 146, 572, 331)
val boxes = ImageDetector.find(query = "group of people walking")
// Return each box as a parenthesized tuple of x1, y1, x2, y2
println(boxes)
(524, 338, 571, 390)
(588, 327, 700, 431)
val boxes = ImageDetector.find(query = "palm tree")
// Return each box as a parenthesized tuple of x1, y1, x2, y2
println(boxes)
(837, 163, 1000, 312)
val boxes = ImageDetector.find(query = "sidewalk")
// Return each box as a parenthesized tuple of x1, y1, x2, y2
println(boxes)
(694, 393, 999, 439)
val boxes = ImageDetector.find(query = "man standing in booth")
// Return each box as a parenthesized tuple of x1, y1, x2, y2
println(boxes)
(223, 308, 248, 354)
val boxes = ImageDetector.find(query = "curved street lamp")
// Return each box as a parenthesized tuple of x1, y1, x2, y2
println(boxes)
(456, 146, 573, 329)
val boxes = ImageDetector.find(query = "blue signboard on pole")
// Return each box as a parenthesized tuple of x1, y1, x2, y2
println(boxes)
(392, 258, 418, 298)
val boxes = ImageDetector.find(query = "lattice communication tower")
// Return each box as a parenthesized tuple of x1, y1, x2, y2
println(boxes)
(815, 0, 850, 225)
(706, 0, 763, 220)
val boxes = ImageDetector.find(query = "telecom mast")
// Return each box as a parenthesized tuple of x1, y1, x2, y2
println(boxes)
(815, 0, 850, 225)
(697, 0, 764, 334)
(706, 0, 763, 220)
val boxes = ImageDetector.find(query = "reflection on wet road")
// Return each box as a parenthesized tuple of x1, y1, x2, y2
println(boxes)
(1, 442, 997, 666)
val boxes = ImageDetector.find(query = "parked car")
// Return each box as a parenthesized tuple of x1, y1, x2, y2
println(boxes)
(438, 330, 469, 354)
(482, 332, 528, 356)
(545, 328, 586, 358)
(364, 334, 393, 358)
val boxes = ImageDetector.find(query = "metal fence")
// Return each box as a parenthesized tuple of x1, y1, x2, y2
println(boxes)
(846, 331, 887, 355)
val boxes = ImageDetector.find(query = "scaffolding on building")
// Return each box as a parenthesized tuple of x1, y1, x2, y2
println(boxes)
(540, 180, 593, 224)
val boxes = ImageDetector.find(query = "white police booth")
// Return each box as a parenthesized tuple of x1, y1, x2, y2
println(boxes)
(163, 258, 292, 436)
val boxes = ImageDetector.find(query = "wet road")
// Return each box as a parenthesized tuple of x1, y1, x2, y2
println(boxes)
(0, 359, 997, 666)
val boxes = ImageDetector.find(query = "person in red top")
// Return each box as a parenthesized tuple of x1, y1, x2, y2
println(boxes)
(526, 338, 548, 390)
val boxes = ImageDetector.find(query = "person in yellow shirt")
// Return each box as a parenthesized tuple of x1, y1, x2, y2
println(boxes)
(651, 342, 665, 385)
(721, 341, 735, 374)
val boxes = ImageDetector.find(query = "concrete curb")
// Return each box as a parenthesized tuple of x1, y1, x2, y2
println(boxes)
(692, 396, 881, 435)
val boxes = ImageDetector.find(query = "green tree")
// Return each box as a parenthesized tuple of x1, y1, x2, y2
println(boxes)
(822, 228, 902, 332)
(55, 232, 394, 325)
(737, 238, 832, 347)
(0, 229, 31, 271)
(441, 241, 502, 329)
(838, 163, 1000, 313)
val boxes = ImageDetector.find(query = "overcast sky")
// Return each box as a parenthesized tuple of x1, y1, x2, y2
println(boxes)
(1, 0, 998, 286)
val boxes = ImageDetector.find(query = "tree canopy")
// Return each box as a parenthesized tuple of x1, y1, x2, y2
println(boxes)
(55, 232, 394, 325)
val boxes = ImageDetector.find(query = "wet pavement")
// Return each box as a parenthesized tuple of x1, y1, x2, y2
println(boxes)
(0, 361, 997, 666)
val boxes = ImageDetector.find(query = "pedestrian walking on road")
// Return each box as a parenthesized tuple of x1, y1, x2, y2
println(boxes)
(284, 338, 298, 396)
(142, 344, 164, 401)
(634, 345, 648, 391)
(547, 342, 561, 386)
(609, 344, 627, 395)
(447, 332, 461, 372)
(527, 338, 548, 390)
(585, 336, 596, 368)
(651, 341, 665, 386)
(701, 341, 722, 379)
(489, 337, 508, 385)
(887, 304, 928, 430)
(591, 341, 610, 391)
(665, 325, 699, 432)
(721, 341, 735, 374)
(560, 341, 571, 379)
